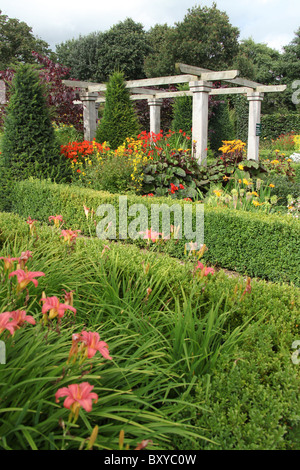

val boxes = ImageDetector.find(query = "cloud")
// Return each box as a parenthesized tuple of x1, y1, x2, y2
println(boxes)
(0, 0, 299, 51)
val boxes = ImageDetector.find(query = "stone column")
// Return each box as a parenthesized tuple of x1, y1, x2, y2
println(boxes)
(189, 80, 212, 166)
(247, 92, 264, 161)
(79, 91, 98, 141)
(148, 98, 163, 135)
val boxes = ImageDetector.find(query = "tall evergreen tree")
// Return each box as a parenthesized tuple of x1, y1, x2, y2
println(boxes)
(1, 63, 70, 181)
(96, 71, 140, 149)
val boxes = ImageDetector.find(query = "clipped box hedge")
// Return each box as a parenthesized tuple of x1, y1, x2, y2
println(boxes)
(8, 178, 300, 285)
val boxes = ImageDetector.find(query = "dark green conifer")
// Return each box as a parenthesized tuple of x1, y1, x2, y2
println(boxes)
(1, 63, 70, 181)
(96, 70, 140, 149)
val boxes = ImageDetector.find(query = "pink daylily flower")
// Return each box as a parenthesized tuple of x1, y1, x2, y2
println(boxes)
(139, 228, 161, 242)
(0, 256, 19, 272)
(196, 261, 215, 276)
(9, 310, 36, 328)
(26, 217, 37, 235)
(17, 251, 33, 269)
(68, 330, 112, 362)
(60, 229, 81, 245)
(80, 330, 112, 360)
(9, 269, 45, 291)
(49, 215, 64, 227)
(40, 296, 76, 320)
(0, 312, 18, 336)
(55, 382, 98, 420)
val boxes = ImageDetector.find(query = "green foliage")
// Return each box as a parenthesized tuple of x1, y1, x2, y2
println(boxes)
(96, 71, 140, 149)
(1, 63, 71, 182)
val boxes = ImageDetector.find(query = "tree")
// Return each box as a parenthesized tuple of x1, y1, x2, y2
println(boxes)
(1, 63, 70, 182)
(0, 10, 53, 70)
(235, 38, 281, 84)
(144, 24, 178, 78)
(280, 27, 300, 82)
(96, 18, 150, 81)
(96, 70, 140, 149)
(56, 18, 149, 82)
(144, 3, 240, 77)
(56, 33, 101, 81)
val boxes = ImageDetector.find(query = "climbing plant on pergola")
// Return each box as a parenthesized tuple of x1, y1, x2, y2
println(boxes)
(61, 63, 286, 165)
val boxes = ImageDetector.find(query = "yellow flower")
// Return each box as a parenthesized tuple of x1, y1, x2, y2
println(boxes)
(238, 164, 244, 170)
(252, 191, 259, 196)
(269, 184, 275, 188)
(213, 189, 222, 197)
(252, 200, 261, 207)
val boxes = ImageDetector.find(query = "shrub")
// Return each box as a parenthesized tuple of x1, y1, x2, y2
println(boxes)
(1, 63, 71, 183)
(95, 70, 140, 149)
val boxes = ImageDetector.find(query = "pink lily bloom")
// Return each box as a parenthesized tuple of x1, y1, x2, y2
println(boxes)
(63, 290, 74, 307)
(139, 228, 161, 242)
(0, 256, 19, 272)
(49, 215, 64, 228)
(40, 296, 76, 320)
(80, 330, 112, 360)
(26, 216, 37, 235)
(0, 312, 18, 336)
(17, 251, 33, 269)
(55, 382, 98, 420)
(60, 229, 81, 245)
(196, 262, 215, 276)
(9, 310, 36, 328)
(9, 269, 45, 291)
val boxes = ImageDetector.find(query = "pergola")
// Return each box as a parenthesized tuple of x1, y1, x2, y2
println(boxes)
(62, 63, 286, 165)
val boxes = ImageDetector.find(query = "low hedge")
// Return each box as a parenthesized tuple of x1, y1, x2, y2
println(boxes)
(261, 113, 300, 140)
(7, 178, 300, 285)
(0, 211, 300, 449)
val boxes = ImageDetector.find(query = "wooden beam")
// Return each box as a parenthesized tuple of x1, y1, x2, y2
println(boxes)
(255, 85, 287, 93)
(201, 70, 240, 81)
(176, 63, 261, 89)
(62, 79, 100, 89)
(130, 87, 165, 95)
(88, 74, 199, 92)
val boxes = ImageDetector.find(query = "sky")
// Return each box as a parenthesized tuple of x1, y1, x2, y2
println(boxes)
(1, 0, 299, 53)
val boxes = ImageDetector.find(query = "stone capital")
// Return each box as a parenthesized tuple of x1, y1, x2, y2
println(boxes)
(189, 80, 212, 93)
(79, 91, 99, 101)
(247, 91, 264, 102)
(147, 98, 164, 107)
